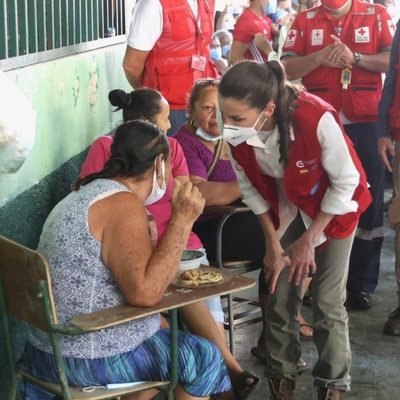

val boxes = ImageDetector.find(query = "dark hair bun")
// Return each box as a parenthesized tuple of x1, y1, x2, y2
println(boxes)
(109, 89, 131, 108)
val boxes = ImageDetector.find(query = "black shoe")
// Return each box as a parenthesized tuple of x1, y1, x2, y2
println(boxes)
(345, 291, 372, 310)
(383, 307, 400, 336)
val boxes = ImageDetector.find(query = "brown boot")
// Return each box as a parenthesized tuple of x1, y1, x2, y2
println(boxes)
(268, 378, 296, 400)
(317, 387, 346, 400)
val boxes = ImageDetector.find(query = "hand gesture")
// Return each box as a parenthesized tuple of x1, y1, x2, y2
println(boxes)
(378, 137, 395, 172)
(282, 233, 317, 286)
(326, 34, 354, 69)
(254, 33, 273, 55)
(317, 42, 343, 68)
(263, 242, 291, 294)
(171, 180, 205, 223)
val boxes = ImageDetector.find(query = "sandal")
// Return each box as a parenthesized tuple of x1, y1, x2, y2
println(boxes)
(299, 323, 314, 340)
(232, 371, 260, 400)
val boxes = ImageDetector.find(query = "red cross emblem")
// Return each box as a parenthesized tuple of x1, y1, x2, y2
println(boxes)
(288, 30, 296, 40)
(358, 28, 366, 36)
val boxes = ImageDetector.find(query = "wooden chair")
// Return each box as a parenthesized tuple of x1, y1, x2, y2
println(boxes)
(201, 205, 263, 355)
(0, 235, 175, 400)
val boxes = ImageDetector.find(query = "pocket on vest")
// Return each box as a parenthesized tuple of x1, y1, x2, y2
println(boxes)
(156, 64, 194, 107)
(348, 86, 379, 118)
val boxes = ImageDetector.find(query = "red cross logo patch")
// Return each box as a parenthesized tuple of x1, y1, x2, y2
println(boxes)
(311, 29, 324, 46)
(285, 29, 297, 47)
(354, 26, 370, 43)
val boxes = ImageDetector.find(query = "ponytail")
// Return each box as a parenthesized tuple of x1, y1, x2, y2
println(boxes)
(267, 61, 302, 167)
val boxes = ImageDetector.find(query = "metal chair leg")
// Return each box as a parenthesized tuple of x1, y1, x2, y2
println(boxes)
(227, 294, 235, 356)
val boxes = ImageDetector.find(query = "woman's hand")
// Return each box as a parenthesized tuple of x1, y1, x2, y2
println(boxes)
(171, 179, 205, 224)
(264, 241, 291, 294)
(283, 232, 317, 287)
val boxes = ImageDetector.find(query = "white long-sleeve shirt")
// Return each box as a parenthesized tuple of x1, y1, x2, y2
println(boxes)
(228, 111, 361, 243)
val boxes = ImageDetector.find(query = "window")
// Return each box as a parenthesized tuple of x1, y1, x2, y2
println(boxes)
(0, 0, 127, 69)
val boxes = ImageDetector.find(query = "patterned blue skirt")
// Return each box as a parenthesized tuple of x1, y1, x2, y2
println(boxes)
(19, 329, 232, 399)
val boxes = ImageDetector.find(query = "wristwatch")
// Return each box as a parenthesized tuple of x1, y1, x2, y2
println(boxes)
(353, 52, 362, 65)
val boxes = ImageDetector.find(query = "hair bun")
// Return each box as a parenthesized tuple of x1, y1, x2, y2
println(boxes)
(108, 89, 131, 108)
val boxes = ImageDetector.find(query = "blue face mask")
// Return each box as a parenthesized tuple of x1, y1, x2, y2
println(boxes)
(221, 44, 230, 58)
(210, 47, 222, 61)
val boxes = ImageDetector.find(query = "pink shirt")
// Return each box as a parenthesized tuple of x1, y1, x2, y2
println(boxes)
(80, 135, 203, 249)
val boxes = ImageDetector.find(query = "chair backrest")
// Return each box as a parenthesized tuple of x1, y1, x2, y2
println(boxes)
(0, 235, 57, 332)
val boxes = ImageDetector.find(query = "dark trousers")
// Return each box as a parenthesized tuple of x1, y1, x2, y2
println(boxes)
(344, 122, 384, 293)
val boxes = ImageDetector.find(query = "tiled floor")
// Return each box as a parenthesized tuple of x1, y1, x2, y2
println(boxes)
(228, 220, 400, 400)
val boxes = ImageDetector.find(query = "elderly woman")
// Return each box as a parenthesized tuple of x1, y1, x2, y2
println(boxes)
(173, 78, 265, 292)
(19, 120, 232, 400)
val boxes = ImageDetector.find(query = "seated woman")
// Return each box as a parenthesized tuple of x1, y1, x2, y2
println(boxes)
(80, 88, 259, 397)
(173, 79, 265, 268)
(19, 120, 231, 400)
(174, 79, 312, 367)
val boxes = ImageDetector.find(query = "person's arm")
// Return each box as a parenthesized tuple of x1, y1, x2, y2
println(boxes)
(100, 181, 205, 307)
(282, 44, 342, 80)
(377, 25, 400, 171)
(257, 211, 290, 294)
(123, 47, 150, 89)
(253, 33, 274, 56)
(327, 34, 391, 73)
(229, 40, 250, 64)
(282, 211, 331, 286)
(189, 175, 242, 205)
(215, 6, 228, 31)
(176, 134, 242, 205)
(123, 0, 162, 88)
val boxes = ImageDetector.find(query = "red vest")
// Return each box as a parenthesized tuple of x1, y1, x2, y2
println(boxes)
(389, 36, 400, 139)
(230, 92, 372, 239)
(299, 2, 389, 123)
(142, 0, 217, 110)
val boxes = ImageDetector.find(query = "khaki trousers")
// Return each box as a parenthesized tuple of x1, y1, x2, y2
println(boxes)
(264, 214, 354, 391)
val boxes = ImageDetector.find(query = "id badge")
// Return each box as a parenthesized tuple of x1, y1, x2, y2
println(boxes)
(340, 68, 352, 90)
(191, 55, 206, 71)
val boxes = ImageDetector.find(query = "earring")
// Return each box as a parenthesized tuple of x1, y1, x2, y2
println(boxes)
(190, 118, 197, 129)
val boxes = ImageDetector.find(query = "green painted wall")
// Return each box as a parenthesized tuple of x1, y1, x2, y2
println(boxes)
(0, 42, 132, 399)
(0, 43, 130, 207)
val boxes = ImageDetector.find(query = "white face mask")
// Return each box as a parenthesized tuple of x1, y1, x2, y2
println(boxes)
(144, 159, 166, 206)
(223, 112, 266, 146)
(196, 126, 221, 142)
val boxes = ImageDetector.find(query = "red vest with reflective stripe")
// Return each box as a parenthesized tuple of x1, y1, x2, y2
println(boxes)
(230, 92, 372, 239)
(142, 0, 217, 110)
(300, 2, 387, 123)
(389, 41, 400, 139)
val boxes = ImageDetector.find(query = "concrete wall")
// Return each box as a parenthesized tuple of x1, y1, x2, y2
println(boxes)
(0, 42, 131, 398)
